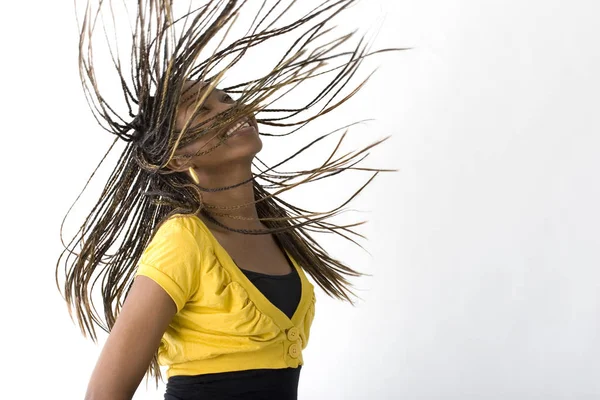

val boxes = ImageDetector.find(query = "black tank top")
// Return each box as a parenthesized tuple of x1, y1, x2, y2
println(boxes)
(164, 246, 303, 400)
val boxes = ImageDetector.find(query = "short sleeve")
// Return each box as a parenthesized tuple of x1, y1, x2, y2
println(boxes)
(135, 217, 201, 313)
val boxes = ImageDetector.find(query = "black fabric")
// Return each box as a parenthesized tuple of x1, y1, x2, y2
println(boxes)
(164, 248, 303, 400)
(164, 366, 302, 400)
(237, 257, 302, 319)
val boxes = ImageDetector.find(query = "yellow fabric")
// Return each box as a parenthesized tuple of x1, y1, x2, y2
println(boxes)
(135, 214, 317, 378)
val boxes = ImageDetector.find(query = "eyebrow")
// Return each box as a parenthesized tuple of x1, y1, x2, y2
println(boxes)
(180, 86, 212, 107)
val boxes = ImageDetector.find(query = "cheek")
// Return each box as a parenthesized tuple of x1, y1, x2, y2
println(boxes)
(181, 131, 224, 156)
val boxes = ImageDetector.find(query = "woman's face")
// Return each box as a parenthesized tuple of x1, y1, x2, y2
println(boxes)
(171, 80, 262, 172)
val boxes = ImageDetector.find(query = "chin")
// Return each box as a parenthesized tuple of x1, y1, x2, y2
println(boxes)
(223, 137, 263, 163)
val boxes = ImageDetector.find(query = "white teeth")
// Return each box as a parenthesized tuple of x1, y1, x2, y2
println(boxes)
(226, 119, 251, 136)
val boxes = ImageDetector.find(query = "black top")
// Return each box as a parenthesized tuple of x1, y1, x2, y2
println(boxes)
(164, 248, 303, 400)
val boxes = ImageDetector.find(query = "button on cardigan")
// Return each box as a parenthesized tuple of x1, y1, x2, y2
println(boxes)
(134, 214, 317, 379)
(163, 261, 303, 400)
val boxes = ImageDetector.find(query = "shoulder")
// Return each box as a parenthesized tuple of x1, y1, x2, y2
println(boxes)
(139, 213, 214, 264)
(153, 213, 211, 245)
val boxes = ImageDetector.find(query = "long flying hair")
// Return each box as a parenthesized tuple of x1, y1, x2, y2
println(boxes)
(56, 0, 409, 384)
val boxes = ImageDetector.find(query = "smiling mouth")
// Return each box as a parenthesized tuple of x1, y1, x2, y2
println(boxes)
(222, 117, 255, 138)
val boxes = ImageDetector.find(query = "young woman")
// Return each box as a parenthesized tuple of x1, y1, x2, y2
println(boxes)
(55, 1, 405, 399)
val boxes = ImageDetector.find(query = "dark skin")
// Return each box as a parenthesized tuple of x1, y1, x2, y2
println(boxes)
(167, 79, 263, 232)
(85, 82, 293, 400)
(167, 79, 293, 274)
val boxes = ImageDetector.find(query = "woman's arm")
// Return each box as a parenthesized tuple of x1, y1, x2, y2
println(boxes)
(84, 276, 177, 400)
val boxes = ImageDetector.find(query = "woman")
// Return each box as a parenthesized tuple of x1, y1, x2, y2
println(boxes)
(56, 1, 406, 399)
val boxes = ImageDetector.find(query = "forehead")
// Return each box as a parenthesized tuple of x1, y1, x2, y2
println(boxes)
(180, 80, 220, 105)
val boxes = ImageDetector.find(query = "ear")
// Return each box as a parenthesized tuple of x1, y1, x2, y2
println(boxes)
(166, 153, 193, 173)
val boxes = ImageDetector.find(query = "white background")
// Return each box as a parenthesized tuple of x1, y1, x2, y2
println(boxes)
(1, 0, 599, 399)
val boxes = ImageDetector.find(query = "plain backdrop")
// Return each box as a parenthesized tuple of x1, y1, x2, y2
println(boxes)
(1, 0, 599, 399)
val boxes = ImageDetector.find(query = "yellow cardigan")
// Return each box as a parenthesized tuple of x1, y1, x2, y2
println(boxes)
(134, 214, 317, 378)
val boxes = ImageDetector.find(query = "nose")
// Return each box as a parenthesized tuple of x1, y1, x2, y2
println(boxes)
(215, 102, 235, 114)
(213, 98, 242, 123)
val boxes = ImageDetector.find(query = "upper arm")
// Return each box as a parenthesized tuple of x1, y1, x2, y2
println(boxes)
(84, 275, 177, 400)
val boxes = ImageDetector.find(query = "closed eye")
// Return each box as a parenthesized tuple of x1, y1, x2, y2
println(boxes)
(221, 93, 235, 103)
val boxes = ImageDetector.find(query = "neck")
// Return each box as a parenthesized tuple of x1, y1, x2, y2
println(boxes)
(192, 164, 264, 233)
